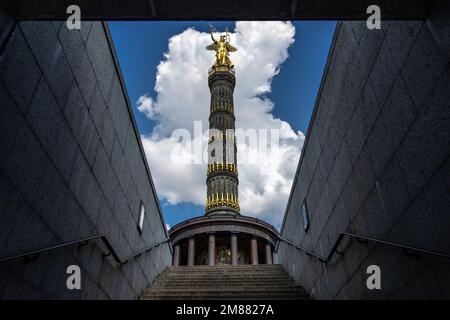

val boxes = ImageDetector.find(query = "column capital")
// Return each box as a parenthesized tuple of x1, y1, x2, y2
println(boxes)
(206, 231, 216, 235)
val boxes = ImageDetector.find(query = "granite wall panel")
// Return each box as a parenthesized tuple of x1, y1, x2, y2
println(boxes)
(0, 21, 171, 299)
(278, 3, 450, 299)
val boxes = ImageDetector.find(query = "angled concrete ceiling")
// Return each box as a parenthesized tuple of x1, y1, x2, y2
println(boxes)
(3, 0, 436, 20)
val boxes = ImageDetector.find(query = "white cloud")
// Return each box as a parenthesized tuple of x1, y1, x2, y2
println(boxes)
(137, 94, 156, 119)
(139, 22, 304, 227)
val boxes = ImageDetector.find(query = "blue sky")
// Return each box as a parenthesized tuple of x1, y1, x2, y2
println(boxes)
(108, 21, 336, 229)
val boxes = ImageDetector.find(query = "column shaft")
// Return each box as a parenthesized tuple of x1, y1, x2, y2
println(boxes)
(231, 233, 238, 265)
(250, 238, 258, 265)
(188, 237, 195, 266)
(173, 244, 180, 266)
(265, 242, 273, 264)
(208, 234, 216, 266)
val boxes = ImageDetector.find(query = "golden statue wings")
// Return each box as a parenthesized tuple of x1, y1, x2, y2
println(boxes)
(206, 29, 237, 68)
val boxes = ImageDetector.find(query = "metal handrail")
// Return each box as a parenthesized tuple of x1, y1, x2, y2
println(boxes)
(0, 234, 170, 265)
(277, 232, 450, 262)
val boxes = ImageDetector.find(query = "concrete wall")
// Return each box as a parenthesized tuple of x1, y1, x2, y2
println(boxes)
(277, 4, 450, 299)
(0, 20, 172, 299)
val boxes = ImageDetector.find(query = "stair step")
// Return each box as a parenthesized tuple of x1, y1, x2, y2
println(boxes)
(153, 281, 296, 286)
(142, 293, 309, 300)
(144, 291, 308, 296)
(141, 265, 310, 300)
(165, 272, 289, 274)
(149, 287, 302, 291)
(164, 272, 291, 276)
(164, 272, 290, 274)
(169, 265, 283, 268)
(154, 279, 295, 283)
(163, 274, 289, 279)
(165, 274, 289, 276)
(167, 268, 285, 272)
(167, 269, 285, 272)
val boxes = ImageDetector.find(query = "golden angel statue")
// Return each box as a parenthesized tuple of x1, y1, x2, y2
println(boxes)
(206, 28, 237, 69)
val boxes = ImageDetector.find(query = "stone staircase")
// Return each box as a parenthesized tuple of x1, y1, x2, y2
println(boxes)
(141, 264, 310, 300)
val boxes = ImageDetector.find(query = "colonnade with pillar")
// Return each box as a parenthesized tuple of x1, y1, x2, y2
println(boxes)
(172, 232, 275, 266)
